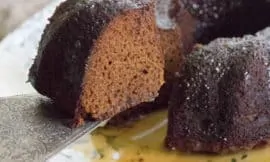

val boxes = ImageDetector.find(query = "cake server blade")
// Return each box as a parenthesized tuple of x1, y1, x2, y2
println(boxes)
(0, 95, 100, 162)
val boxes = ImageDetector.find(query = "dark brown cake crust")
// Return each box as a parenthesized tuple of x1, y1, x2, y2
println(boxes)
(166, 35, 270, 153)
(167, 0, 270, 43)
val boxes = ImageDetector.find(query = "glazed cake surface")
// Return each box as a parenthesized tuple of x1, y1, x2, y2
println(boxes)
(166, 35, 270, 153)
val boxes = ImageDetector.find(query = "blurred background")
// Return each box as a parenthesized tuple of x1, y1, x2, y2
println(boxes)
(0, 0, 51, 40)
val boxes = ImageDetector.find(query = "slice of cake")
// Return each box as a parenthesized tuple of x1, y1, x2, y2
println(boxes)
(28, 0, 187, 126)
(166, 35, 270, 153)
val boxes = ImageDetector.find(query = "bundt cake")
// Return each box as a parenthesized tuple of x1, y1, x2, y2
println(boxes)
(29, 0, 270, 127)
(28, 0, 190, 125)
(166, 35, 270, 153)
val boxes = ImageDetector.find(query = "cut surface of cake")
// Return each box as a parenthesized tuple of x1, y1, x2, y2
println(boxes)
(166, 35, 270, 153)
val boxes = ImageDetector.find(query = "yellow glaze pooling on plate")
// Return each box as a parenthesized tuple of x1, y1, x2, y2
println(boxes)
(74, 110, 270, 162)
